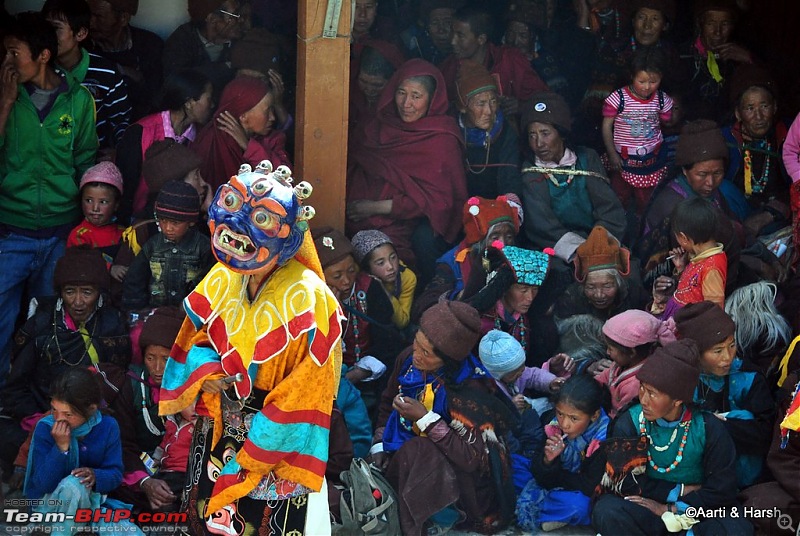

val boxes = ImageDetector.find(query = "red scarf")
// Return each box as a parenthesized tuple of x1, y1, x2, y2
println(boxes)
(347, 59, 467, 261)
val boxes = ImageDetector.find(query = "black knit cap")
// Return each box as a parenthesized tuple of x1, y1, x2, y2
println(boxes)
(139, 306, 185, 351)
(155, 180, 200, 222)
(637, 339, 700, 403)
(54, 247, 110, 291)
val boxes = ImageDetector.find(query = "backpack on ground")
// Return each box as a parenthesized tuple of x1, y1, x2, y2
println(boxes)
(333, 457, 401, 536)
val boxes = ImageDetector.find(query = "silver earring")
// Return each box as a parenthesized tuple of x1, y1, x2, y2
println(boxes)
(97, 295, 104, 308)
(55, 298, 63, 311)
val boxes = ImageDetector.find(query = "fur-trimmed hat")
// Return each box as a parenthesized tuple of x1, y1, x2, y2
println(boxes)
(463, 195, 521, 246)
(573, 226, 631, 282)
(522, 91, 571, 133)
(351, 230, 393, 265)
(674, 120, 729, 167)
(456, 60, 498, 109)
(80, 161, 124, 196)
(419, 301, 481, 361)
(479, 329, 525, 379)
(674, 301, 735, 352)
(139, 306, 185, 351)
(54, 247, 110, 291)
(155, 181, 200, 222)
(312, 227, 355, 269)
(637, 339, 700, 403)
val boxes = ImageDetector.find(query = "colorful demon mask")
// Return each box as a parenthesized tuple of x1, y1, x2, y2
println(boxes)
(208, 161, 315, 274)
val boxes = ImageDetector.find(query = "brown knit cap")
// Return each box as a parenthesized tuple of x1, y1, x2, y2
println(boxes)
(312, 227, 355, 269)
(419, 301, 481, 361)
(632, 0, 675, 23)
(143, 139, 203, 192)
(105, 0, 138, 15)
(728, 63, 777, 108)
(230, 28, 284, 77)
(139, 306, 185, 351)
(188, 0, 226, 23)
(522, 91, 571, 133)
(54, 247, 111, 291)
(456, 60, 497, 109)
(636, 339, 700, 403)
(573, 226, 631, 282)
(674, 120, 729, 167)
(674, 301, 735, 352)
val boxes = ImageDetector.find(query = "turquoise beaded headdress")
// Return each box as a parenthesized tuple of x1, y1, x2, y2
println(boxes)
(502, 246, 550, 287)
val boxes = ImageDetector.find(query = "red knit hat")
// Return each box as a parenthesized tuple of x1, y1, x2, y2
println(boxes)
(462, 195, 520, 246)
(456, 60, 498, 109)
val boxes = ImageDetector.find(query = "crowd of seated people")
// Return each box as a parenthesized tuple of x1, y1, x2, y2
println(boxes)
(1, 0, 800, 534)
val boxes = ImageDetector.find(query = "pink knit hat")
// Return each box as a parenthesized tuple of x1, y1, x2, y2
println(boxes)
(80, 161, 124, 195)
(602, 310, 676, 348)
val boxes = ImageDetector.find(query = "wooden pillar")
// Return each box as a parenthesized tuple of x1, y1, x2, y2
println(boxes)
(296, 0, 351, 231)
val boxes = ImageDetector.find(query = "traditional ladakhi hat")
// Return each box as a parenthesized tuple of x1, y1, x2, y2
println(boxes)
(674, 120, 729, 167)
(522, 91, 572, 133)
(351, 230, 393, 265)
(142, 139, 203, 193)
(603, 309, 676, 348)
(479, 329, 525, 379)
(155, 181, 200, 222)
(419, 301, 482, 361)
(456, 60, 498, 109)
(502, 246, 550, 287)
(312, 227, 355, 269)
(463, 195, 521, 246)
(673, 301, 735, 352)
(54, 247, 110, 291)
(80, 161, 124, 196)
(573, 226, 631, 282)
(139, 306, 185, 351)
(636, 339, 701, 403)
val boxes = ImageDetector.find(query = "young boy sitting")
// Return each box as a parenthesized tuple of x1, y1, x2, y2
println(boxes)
(67, 161, 126, 268)
(652, 197, 727, 319)
(0, 12, 97, 383)
(42, 0, 131, 156)
(122, 180, 213, 313)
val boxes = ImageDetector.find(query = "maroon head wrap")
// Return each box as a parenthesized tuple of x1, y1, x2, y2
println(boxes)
(192, 77, 276, 191)
(347, 59, 467, 264)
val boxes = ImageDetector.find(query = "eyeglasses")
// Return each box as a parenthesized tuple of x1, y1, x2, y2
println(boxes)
(217, 9, 241, 20)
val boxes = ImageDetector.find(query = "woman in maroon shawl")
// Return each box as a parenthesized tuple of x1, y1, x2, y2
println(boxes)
(191, 76, 291, 191)
(347, 58, 467, 285)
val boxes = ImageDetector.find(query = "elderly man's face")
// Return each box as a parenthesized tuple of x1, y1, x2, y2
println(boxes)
(88, 0, 126, 41)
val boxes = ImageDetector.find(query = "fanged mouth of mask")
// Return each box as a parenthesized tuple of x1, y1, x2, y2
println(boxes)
(215, 227, 257, 260)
